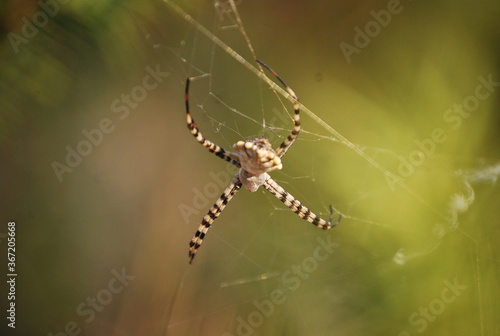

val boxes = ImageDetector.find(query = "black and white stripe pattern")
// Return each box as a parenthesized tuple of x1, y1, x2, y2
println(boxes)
(256, 60, 301, 159)
(275, 107, 300, 159)
(184, 62, 341, 264)
(263, 176, 341, 230)
(188, 174, 242, 264)
(185, 78, 241, 168)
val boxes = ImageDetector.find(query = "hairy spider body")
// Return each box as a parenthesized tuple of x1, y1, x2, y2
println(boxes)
(234, 138, 281, 192)
(185, 61, 341, 264)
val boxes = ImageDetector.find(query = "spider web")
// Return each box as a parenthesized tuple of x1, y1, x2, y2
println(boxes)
(142, 1, 499, 335)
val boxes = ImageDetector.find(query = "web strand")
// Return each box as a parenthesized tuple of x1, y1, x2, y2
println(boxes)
(160, 4, 497, 336)
(164, 0, 446, 221)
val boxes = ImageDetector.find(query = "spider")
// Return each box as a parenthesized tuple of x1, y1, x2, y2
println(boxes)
(185, 60, 342, 264)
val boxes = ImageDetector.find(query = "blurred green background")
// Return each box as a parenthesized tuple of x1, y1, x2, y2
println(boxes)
(1, 0, 499, 335)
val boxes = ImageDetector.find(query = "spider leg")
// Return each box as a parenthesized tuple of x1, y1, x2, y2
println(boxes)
(256, 60, 300, 159)
(263, 176, 342, 230)
(189, 174, 243, 264)
(185, 77, 241, 167)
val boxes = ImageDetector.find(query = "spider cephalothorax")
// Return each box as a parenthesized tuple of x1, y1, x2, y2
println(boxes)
(234, 137, 282, 174)
(233, 137, 282, 192)
(184, 60, 342, 264)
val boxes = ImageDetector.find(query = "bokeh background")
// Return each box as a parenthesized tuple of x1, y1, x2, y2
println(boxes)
(1, 0, 499, 335)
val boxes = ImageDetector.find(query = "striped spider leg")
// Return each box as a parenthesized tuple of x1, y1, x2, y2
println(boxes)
(185, 78, 241, 168)
(185, 62, 341, 264)
(263, 177, 340, 230)
(256, 59, 300, 159)
(188, 174, 242, 264)
(185, 77, 242, 263)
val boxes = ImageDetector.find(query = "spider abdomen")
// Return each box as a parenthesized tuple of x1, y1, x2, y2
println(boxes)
(239, 170, 269, 192)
